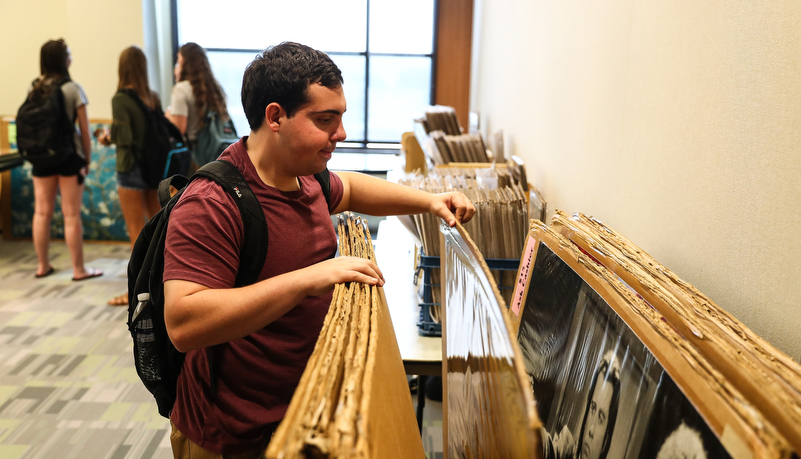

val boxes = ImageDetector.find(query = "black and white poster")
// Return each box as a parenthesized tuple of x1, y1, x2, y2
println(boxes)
(518, 241, 731, 459)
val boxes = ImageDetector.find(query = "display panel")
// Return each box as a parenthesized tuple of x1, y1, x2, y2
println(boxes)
(551, 211, 801, 455)
(266, 214, 423, 458)
(520, 243, 708, 459)
(441, 223, 540, 459)
(515, 223, 791, 459)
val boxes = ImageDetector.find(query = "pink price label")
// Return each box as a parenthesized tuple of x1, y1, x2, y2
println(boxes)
(511, 237, 537, 316)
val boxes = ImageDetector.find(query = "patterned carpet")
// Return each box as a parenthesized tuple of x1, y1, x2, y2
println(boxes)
(0, 239, 443, 459)
(0, 240, 171, 459)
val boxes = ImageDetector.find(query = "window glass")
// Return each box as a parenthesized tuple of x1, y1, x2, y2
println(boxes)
(330, 55, 366, 142)
(177, 0, 367, 52)
(175, 0, 434, 146)
(206, 51, 257, 134)
(206, 52, 367, 139)
(369, 0, 435, 54)
(368, 56, 431, 142)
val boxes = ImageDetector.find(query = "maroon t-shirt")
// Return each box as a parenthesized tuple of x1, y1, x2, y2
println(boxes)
(163, 137, 343, 454)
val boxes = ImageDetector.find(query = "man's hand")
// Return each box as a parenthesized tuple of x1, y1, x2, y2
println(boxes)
(301, 256, 385, 297)
(430, 192, 476, 227)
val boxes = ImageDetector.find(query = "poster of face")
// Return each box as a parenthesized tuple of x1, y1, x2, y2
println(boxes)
(637, 373, 731, 459)
(518, 241, 731, 459)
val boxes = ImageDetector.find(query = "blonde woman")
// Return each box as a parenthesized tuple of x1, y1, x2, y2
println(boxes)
(103, 46, 162, 305)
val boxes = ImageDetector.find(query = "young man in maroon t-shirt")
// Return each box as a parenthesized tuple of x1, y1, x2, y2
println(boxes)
(162, 42, 475, 458)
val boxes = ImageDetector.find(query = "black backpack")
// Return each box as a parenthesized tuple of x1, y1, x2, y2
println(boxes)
(117, 88, 191, 188)
(16, 77, 75, 168)
(194, 111, 239, 167)
(127, 159, 332, 418)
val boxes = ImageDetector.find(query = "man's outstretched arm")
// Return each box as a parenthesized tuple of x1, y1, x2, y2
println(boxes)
(334, 171, 476, 226)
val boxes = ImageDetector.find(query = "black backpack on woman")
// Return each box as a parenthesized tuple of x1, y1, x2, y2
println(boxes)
(16, 77, 75, 168)
(117, 89, 191, 187)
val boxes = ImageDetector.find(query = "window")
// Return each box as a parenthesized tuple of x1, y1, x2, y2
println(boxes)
(173, 0, 436, 150)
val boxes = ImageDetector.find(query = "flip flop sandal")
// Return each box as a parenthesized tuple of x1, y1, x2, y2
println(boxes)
(107, 293, 129, 307)
(35, 266, 56, 278)
(72, 268, 103, 282)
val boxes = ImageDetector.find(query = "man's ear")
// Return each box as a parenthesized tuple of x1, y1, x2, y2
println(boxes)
(265, 103, 283, 132)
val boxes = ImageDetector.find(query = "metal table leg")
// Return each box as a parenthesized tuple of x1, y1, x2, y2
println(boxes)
(416, 374, 427, 433)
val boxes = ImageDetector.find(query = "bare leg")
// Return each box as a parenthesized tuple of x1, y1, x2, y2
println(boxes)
(143, 188, 161, 225)
(111, 186, 157, 305)
(59, 174, 93, 279)
(32, 175, 59, 276)
(118, 187, 150, 250)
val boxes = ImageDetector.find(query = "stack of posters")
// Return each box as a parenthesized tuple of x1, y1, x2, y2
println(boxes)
(400, 169, 529, 314)
(417, 105, 462, 135)
(266, 214, 424, 459)
(509, 217, 799, 459)
(413, 106, 493, 166)
(440, 222, 542, 458)
(429, 131, 490, 164)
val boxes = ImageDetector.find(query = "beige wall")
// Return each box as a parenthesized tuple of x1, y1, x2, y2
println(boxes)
(0, 0, 144, 120)
(471, 0, 801, 361)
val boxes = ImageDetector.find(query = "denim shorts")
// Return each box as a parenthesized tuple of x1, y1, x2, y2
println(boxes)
(117, 163, 153, 190)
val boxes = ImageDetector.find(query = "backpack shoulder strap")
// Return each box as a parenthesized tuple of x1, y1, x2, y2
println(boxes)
(157, 175, 189, 208)
(192, 160, 269, 398)
(52, 77, 75, 142)
(313, 168, 333, 211)
(193, 160, 268, 287)
(120, 88, 184, 142)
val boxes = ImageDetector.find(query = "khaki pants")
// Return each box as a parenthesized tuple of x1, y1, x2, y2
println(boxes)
(170, 420, 273, 459)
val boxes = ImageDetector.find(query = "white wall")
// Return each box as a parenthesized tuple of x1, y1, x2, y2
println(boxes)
(471, 0, 801, 361)
(0, 0, 144, 120)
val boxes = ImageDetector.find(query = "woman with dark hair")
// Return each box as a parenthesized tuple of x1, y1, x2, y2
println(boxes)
(166, 42, 231, 167)
(29, 38, 102, 281)
(102, 45, 163, 305)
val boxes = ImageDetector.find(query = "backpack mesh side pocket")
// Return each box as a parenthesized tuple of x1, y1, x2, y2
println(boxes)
(131, 296, 162, 389)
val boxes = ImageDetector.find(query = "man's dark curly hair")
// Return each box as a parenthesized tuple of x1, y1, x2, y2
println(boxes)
(241, 42, 343, 131)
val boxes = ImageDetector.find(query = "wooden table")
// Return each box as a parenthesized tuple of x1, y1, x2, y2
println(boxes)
(374, 217, 442, 431)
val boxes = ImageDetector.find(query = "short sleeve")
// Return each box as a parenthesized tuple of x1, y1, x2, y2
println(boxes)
(60, 81, 88, 123)
(328, 171, 345, 213)
(170, 82, 191, 117)
(163, 180, 245, 289)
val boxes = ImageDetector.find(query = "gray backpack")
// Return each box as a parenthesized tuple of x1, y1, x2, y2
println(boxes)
(193, 111, 238, 167)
